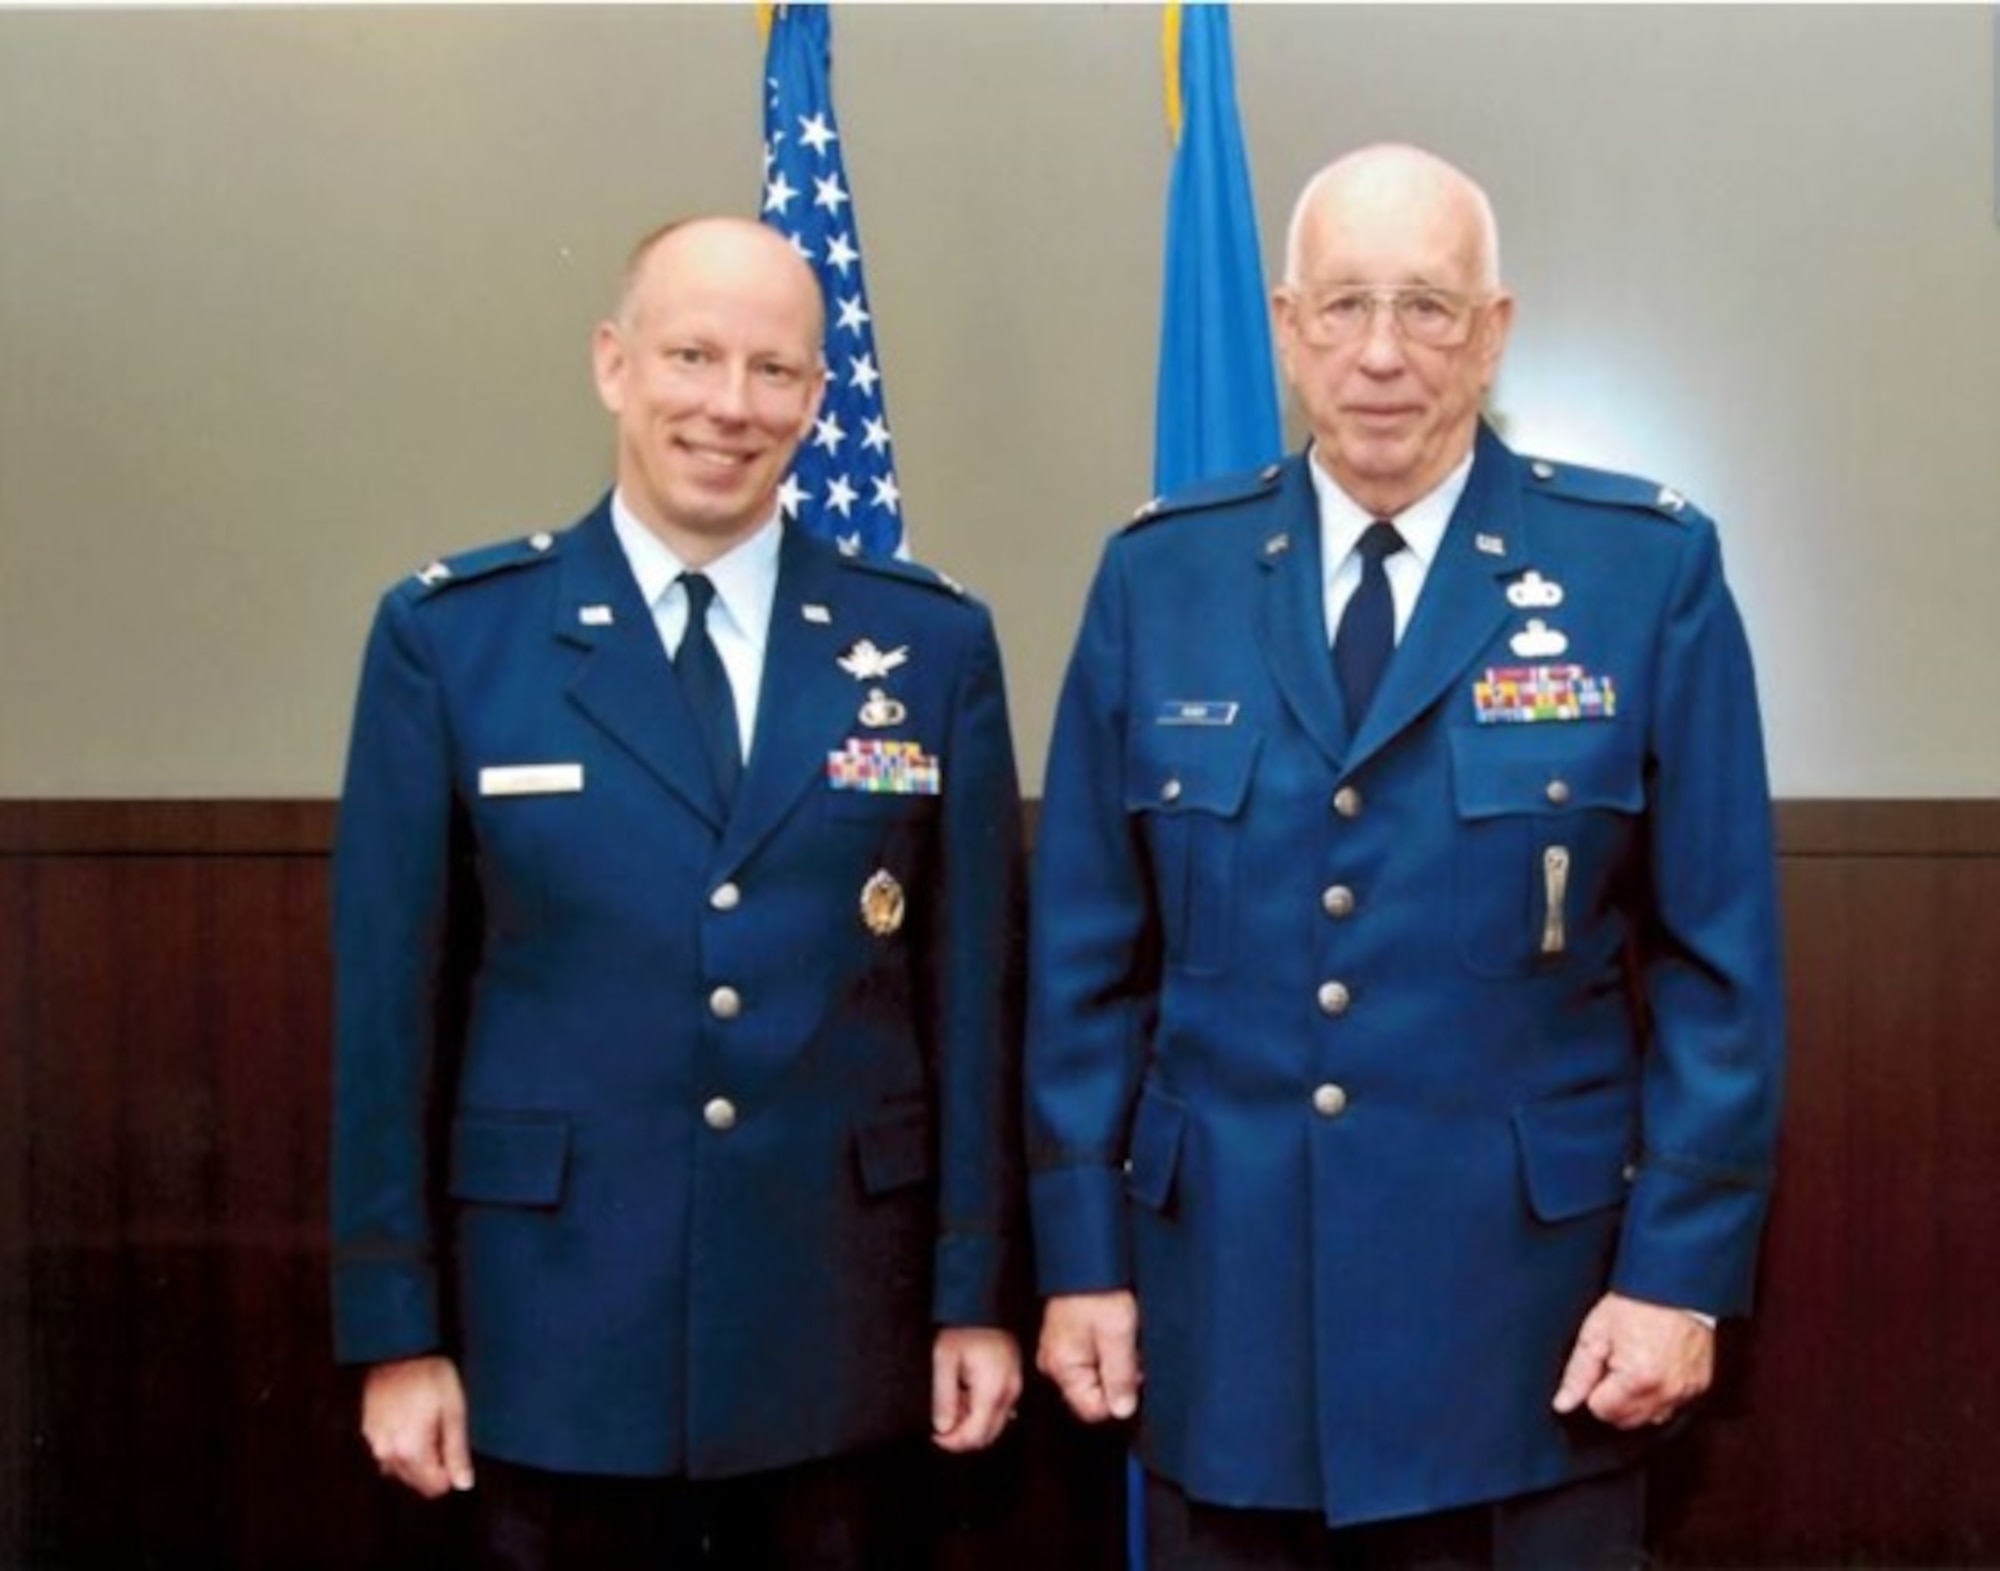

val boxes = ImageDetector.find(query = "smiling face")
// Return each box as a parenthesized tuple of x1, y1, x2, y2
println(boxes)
(1274, 147, 1514, 519)
(592, 218, 826, 564)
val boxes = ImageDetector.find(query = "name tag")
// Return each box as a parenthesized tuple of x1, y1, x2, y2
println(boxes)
(479, 763, 585, 797)
(1156, 700, 1239, 727)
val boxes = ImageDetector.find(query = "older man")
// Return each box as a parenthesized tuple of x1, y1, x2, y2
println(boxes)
(1028, 145, 1785, 1567)
(332, 217, 1025, 1568)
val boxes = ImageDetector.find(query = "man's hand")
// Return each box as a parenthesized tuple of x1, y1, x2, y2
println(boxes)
(361, 1355, 475, 1498)
(931, 1327, 1024, 1453)
(1553, 1291, 1715, 1430)
(1037, 1290, 1141, 1424)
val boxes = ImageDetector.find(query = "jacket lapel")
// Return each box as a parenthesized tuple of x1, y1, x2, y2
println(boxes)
(1255, 457, 1351, 770)
(718, 528, 857, 869)
(1345, 426, 1526, 769)
(555, 501, 727, 829)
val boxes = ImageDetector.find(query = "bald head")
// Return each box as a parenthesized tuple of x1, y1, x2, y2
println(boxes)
(1283, 144, 1502, 293)
(614, 216, 827, 350)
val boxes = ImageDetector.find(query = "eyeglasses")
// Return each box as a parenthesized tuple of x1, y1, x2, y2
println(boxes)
(1289, 286, 1495, 350)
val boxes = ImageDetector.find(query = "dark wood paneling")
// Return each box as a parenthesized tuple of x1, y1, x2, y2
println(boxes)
(1654, 846, 2000, 1567)
(4, 798, 1998, 1567)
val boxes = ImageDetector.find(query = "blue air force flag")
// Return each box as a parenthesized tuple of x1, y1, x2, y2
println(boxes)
(1155, 2, 1282, 496)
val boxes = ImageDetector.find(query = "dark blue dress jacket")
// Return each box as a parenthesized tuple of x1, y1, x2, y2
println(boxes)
(332, 501, 1025, 1480)
(1027, 426, 1785, 1525)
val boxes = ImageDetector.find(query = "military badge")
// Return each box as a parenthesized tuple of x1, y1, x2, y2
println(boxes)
(1509, 619, 1570, 659)
(837, 639, 910, 681)
(1505, 571, 1564, 610)
(858, 688, 908, 728)
(859, 869, 906, 936)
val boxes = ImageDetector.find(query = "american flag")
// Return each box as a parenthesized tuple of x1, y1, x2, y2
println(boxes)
(760, 3, 904, 558)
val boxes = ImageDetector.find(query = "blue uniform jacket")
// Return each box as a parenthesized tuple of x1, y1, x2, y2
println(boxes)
(331, 500, 1025, 1480)
(1027, 426, 1785, 1525)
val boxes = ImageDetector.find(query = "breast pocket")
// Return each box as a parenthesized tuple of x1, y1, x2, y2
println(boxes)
(1448, 727, 1643, 977)
(1126, 730, 1257, 976)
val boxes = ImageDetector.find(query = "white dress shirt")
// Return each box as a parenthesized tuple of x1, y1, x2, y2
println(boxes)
(1310, 448, 1474, 649)
(609, 493, 781, 762)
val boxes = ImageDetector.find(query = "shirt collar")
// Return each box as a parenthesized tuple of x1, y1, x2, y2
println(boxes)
(609, 490, 783, 651)
(1308, 447, 1474, 575)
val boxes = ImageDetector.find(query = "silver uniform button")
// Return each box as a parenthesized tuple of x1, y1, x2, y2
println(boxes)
(1317, 980, 1352, 1016)
(703, 1097, 738, 1132)
(1321, 885, 1356, 919)
(708, 986, 742, 1020)
(1546, 778, 1571, 806)
(1332, 786, 1362, 819)
(1161, 777, 1183, 804)
(1312, 1083, 1349, 1118)
(710, 881, 742, 912)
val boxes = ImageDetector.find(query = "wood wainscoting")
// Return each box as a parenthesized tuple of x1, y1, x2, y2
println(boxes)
(3, 799, 1997, 1568)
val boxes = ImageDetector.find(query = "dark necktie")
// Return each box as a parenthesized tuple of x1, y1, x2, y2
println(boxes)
(674, 573, 742, 809)
(1333, 520, 1405, 727)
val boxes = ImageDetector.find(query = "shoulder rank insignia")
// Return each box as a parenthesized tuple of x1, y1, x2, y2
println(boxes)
(1524, 456, 1704, 526)
(407, 531, 560, 596)
(1124, 459, 1286, 533)
(839, 551, 968, 599)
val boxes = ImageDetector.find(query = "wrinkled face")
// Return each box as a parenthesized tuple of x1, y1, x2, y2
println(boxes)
(1274, 167, 1512, 518)
(592, 222, 825, 560)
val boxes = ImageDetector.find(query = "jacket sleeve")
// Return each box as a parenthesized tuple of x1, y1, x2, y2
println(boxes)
(1615, 518, 1787, 1317)
(1025, 540, 1161, 1295)
(928, 603, 1030, 1328)
(329, 589, 464, 1365)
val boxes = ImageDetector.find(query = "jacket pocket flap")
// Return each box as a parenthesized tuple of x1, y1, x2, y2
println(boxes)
(449, 1113, 570, 1207)
(855, 1103, 933, 1195)
(1511, 1083, 1636, 1223)
(1124, 1084, 1187, 1213)
(1124, 733, 1258, 818)
(1450, 728, 1643, 820)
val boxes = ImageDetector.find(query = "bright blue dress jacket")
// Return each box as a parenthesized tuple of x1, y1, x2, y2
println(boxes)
(331, 500, 1025, 1480)
(1027, 426, 1785, 1525)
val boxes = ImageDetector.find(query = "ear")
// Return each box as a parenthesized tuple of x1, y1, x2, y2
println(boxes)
(1476, 292, 1516, 383)
(795, 362, 829, 439)
(1270, 289, 1303, 383)
(590, 321, 629, 415)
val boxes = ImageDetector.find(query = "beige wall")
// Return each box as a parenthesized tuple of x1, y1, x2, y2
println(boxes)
(1, 4, 1994, 798)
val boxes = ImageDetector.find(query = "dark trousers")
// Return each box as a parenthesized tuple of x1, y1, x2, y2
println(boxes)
(1144, 1464, 1649, 1571)
(467, 1440, 925, 1571)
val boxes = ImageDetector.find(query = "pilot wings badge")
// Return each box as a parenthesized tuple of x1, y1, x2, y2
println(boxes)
(837, 639, 910, 682)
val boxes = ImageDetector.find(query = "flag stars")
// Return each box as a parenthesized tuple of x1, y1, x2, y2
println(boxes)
(812, 411, 847, 455)
(836, 296, 871, 336)
(763, 171, 799, 216)
(798, 112, 839, 156)
(824, 232, 860, 275)
(777, 474, 808, 519)
(860, 416, 892, 454)
(825, 474, 859, 517)
(847, 353, 881, 397)
(871, 474, 902, 515)
(813, 173, 851, 217)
